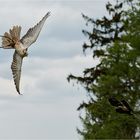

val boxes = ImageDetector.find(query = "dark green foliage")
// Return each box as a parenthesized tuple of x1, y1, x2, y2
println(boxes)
(67, 0, 140, 139)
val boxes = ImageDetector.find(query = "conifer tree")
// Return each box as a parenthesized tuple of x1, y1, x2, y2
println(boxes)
(68, 0, 140, 139)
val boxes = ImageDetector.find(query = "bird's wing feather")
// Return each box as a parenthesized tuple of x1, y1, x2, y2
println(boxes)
(11, 51, 23, 94)
(121, 100, 133, 111)
(20, 12, 50, 48)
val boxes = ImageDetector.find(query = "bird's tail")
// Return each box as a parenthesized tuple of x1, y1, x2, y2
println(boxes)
(2, 26, 21, 49)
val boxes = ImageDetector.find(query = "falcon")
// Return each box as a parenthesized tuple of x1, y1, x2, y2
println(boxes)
(0, 12, 50, 94)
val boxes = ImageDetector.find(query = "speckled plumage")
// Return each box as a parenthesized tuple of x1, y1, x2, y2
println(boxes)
(1, 12, 50, 94)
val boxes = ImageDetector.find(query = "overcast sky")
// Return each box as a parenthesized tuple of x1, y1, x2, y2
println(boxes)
(0, 0, 114, 139)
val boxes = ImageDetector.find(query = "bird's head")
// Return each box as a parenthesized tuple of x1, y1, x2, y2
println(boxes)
(23, 48, 28, 57)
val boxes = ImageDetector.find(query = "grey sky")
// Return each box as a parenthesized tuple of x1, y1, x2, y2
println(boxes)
(0, 0, 114, 139)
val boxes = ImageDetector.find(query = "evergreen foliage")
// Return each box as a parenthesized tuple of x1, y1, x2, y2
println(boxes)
(68, 0, 140, 139)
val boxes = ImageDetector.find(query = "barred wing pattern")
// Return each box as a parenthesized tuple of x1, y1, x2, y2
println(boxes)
(21, 12, 50, 48)
(11, 51, 23, 94)
(0, 13, 50, 94)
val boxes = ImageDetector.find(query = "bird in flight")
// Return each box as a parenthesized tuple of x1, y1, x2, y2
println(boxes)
(0, 12, 50, 94)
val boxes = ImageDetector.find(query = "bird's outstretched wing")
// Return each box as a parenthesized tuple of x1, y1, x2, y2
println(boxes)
(20, 12, 50, 48)
(11, 51, 23, 94)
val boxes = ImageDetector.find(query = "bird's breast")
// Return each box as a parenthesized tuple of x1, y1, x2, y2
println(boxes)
(15, 44, 25, 57)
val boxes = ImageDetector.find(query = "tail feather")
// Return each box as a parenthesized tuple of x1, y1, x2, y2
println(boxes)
(2, 26, 21, 48)
(2, 32, 12, 48)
